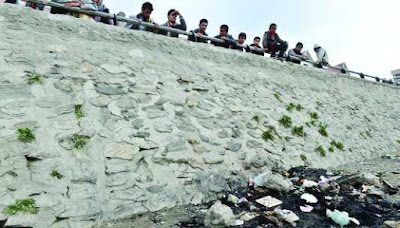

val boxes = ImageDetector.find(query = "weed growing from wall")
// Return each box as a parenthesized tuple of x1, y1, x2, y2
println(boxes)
(17, 128, 35, 143)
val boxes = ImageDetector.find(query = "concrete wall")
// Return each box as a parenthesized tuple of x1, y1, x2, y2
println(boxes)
(0, 4, 399, 227)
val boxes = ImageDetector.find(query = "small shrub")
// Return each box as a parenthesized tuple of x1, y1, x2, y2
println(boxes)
(279, 115, 292, 128)
(28, 73, 44, 85)
(71, 135, 90, 149)
(331, 140, 345, 151)
(274, 92, 283, 102)
(295, 104, 303, 111)
(17, 128, 35, 143)
(252, 115, 260, 122)
(262, 127, 277, 142)
(286, 103, 296, 112)
(318, 124, 329, 137)
(2, 199, 39, 216)
(292, 126, 306, 137)
(75, 105, 84, 120)
(315, 146, 327, 157)
(329, 146, 335, 153)
(50, 168, 63, 179)
(309, 112, 319, 120)
(300, 154, 307, 162)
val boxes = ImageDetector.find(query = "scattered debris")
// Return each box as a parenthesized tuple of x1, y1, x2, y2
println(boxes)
(255, 196, 282, 208)
(204, 201, 236, 227)
(300, 193, 318, 204)
(299, 205, 314, 213)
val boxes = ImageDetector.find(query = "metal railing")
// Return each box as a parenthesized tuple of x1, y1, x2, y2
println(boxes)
(19, 0, 399, 87)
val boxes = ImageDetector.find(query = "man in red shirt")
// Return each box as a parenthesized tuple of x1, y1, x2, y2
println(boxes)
(262, 23, 288, 58)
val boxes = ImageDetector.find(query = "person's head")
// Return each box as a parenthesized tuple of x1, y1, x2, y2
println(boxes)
(295, 42, 304, 52)
(269, 23, 277, 33)
(238, 32, 246, 44)
(93, 0, 102, 6)
(168, 9, 178, 23)
(141, 2, 153, 18)
(199, 19, 208, 33)
(219, 24, 229, 37)
(314, 43, 321, 52)
(253, 37, 261, 46)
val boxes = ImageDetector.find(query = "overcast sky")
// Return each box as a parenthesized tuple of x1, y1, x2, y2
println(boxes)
(104, 0, 400, 79)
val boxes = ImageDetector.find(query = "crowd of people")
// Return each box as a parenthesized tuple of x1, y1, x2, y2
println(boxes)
(2, 0, 331, 67)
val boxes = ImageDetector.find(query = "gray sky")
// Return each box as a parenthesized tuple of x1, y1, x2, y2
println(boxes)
(104, 0, 400, 79)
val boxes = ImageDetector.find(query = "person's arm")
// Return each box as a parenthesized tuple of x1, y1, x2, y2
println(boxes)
(80, 0, 97, 10)
(262, 32, 268, 49)
(178, 16, 187, 31)
(288, 49, 305, 60)
(276, 33, 285, 44)
(317, 49, 324, 61)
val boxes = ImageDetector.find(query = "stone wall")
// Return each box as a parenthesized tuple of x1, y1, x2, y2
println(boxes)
(0, 4, 399, 227)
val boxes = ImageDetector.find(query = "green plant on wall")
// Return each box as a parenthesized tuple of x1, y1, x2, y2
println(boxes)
(262, 126, 277, 142)
(329, 146, 335, 153)
(286, 103, 303, 112)
(318, 124, 329, 137)
(2, 199, 39, 216)
(279, 115, 292, 128)
(331, 140, 345, 151)
(309, 111, 319, 120)
(75, 105, 84, 120)
(292, 126, 306, 137)
(17, 128, 36, 143)
(300, 154, 307, 162)
(315, 145, 327, 157)
(50, 168, 63, 179)
(71, 134, 90, 149)
(28, 73, 44, 85)
(274, 92, 283, 102)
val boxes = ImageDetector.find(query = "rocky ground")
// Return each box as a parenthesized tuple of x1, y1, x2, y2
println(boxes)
(96, 155, 400, 228)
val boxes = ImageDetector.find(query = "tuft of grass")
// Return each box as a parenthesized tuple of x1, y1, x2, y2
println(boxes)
(295, 104, 303, 112)
(397, 140, 400, 145)
(329, 146, 335, 153)
(286, 103, 296, 112)
(318, 124, 329, 137)
(50, 168, 63, 179)
(2, 199, 39, 216)
(28, 73, 44, 85)
(279, 115, 292, 128)
(316, 101, 323, 107)
(292, 126, 306, 137)
(309, 112, 319, 120)
(315, 145, 327, 157)
(331, 140, 345, 151)
(75, 105, 84, 120)
(71, 134, 90, 149)
(274, 92, 283, 102)
(300, 154, 307, 162)
(17, 128, 36, 143)
(262, 127, 277, 142)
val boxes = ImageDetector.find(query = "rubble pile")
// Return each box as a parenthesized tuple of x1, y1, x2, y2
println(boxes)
(183, 167, 400, 227)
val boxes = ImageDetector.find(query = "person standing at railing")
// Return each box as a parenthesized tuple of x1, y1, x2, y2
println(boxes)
(188, 19, 209, 43)
(159, 9, 187, 38)
(93, 0, 111, 25)
(232, 32, 251, 52)
(50, 0, 97, 16)
(262, 23, 288, 58)
(126, 2, 159, 32)
(211, 24, 236, 49)
(250, 37, 264, 56)
(314, 44, 329, 67)
(287, 42, 309, 64)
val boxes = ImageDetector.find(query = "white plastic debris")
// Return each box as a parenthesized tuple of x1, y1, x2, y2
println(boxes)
(299, 205, 314, 213)
(302, 180, 318, 188)
(300, 193, 318, 204)
(234, 220, 244, 226)
(350, 217, 360, 225)
(326, 209, 351, 227)
(255, 196, 282, 208)
(274, 208, 300, 225)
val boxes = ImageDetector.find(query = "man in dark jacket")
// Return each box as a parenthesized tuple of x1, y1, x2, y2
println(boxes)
(126, 2, 158, 32)
(159, 9, 187, 38)
(211, 24, 236, 49)
(93, 0, 112, 25)
(262, 23, 288, 58)
(250, 37, 264, 56)
(287, 42, 309, 64)
(188, 18, 209, 43)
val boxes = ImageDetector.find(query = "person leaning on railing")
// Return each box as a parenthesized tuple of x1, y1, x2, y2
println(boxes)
(92, 0, 111, 25)
(126, 2, 159, 33)
(50, 0, 97, 17)
(159, 9, 187, 38)
(188, 18, 209, 43)
(313, 44, 329, 68)
(287, 42, 309, 64)
(250, 37, 264, 56)
(262, 23, 288, 58)
(211, 24, 237, 49)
